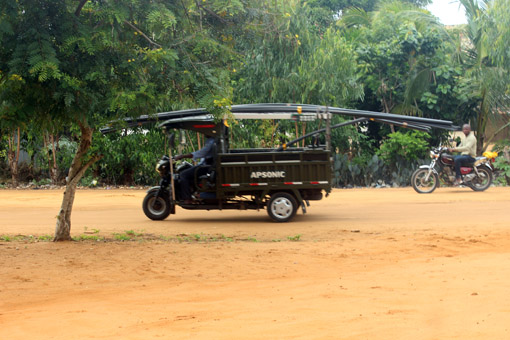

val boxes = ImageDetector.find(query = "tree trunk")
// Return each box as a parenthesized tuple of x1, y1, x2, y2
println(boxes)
(44, 133, 60, 184)
(476, 115, 486, 156)
(476, 88, 489, 155)
(54, 121, 102, 242)
(7, 127, 21, 188)
(50, 134, 59, 184)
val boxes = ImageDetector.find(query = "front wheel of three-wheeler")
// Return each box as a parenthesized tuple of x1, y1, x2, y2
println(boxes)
(267, 192, 298, 222)
(143, 191, 171, 220)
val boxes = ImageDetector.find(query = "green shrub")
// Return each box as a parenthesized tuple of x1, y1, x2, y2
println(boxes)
(492, 140, 510, 185)
(377, 131, 430, 163)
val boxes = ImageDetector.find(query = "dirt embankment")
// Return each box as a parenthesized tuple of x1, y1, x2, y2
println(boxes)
(1, 187, 510, 339)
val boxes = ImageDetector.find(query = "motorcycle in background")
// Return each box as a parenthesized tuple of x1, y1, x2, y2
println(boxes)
(411, 146, 497, 194)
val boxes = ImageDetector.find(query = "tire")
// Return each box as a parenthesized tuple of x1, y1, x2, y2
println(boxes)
(466, 166, 493, 192)
(411, 168, 439, 194)
(143, 190, 171, 220)
(267, 192, 298, 222)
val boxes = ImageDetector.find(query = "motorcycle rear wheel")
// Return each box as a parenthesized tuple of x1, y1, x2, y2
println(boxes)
(466, 166, 493, 192)
(411, 168, 439, 194)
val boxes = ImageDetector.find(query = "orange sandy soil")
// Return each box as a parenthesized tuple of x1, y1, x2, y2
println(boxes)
(1, 187, 510, 340)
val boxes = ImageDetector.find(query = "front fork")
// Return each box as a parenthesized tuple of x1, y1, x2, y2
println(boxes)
(154, 177, 175, 214)
(423, 160, 437, 181)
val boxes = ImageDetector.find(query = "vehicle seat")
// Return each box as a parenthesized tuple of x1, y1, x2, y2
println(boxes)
(473, 156, 487, 166)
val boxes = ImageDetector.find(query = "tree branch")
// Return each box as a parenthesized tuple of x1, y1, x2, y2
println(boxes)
(123, 20, 162, 49)
(75, 0, 89, 17)
(68, 153, 103, 187)
(483, 121, 510, 151)
(195, 1, 229, 24)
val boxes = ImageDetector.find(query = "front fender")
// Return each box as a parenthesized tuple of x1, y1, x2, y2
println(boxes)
(147, 186, 161, 194)
(146, 186, 170, 198)
(418, 164, 438, 174)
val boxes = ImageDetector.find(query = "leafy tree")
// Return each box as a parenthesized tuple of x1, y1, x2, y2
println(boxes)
(0, 0, 243, 240)
(339, 0, 466, 152)
(233, 1, 364, 150)
(0, 72, 27, 187)
(307, 0, 432, 14)
(235, 1, 362, 106)
(456, 0, 510, 153)
(341, 2, 448, 114)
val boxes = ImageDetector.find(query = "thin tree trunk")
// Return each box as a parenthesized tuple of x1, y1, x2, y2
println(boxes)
(54, 121, 102, 241)
(7, 127, 20, 188)
(476, 88, 489, 155)
(50, 134, 59, 184)
(43, 133, 60, 184)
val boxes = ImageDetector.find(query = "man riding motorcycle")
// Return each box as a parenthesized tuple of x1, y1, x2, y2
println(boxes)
(448, 124, 476, 186)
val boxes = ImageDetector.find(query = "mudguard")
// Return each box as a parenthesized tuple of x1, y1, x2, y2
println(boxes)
(147, 186, 170, 198)
(418, 164, 438, 174)
(146, 186, 161, 194)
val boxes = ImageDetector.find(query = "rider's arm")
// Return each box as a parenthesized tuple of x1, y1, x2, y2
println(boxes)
(174, 153, 192, 161)
(191, 137, 215, 161)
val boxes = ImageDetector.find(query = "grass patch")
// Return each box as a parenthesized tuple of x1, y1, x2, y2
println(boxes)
(113, 232, 133, 241)
(287, 234, 302, 242)
(72, 234, 105, 242)
(0, 234, 54, 242)
(1, 232, 305, 244)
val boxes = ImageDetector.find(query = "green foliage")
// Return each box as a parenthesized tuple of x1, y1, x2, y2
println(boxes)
(1, 0, 250, 185)
(455, 0, 510, 153)
(0, 234, 54, 242)
(72, 234, 105, 242)
(333, 152, 386, 187)
(333, 130, 430, 188)
(493, 156, 510, 186)
(234, 1, 362, 107)
(287, 234, 302, 241)
(94, 128, 166, 185)
(342, 1, 449, 115)
(378, 130, 430, 185)
(378, 130, 430, 163)
(307, 0, 432, 17)
(492, 140, 510, 185)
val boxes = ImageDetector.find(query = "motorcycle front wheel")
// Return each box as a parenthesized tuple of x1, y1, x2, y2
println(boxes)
(466, 166, 493, 192)
(143, 190, 171, 220)
(411, 168, 439, 194)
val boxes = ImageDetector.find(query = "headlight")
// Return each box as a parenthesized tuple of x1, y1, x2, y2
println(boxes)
(156, 163, 161, 172)
(430, 151, 439, 159)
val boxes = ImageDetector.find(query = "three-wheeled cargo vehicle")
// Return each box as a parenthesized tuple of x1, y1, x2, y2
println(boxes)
(102, 103, 458, 222)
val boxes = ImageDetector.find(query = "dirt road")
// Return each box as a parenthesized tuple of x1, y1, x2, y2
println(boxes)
(1, 187, 510, 339)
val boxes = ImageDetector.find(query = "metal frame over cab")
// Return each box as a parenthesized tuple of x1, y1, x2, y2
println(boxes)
(102, 103, 458, 222)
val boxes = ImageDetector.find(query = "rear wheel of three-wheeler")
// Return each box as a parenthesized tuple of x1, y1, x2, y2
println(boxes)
(267, 192, 298, 222)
